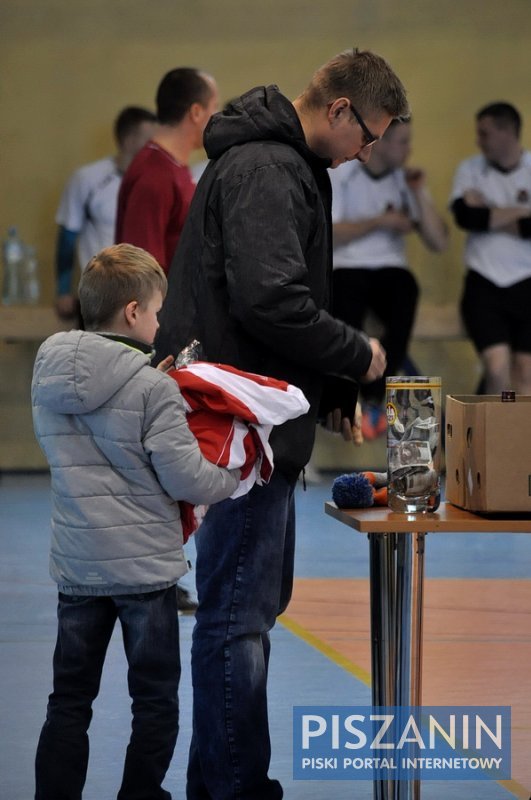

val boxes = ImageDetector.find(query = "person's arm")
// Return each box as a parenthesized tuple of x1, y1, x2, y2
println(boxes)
(319, 338, 386, 443)
(452, 191, 529, 235)
(226, 163, 388, 444)
(451, 172, 531, 235)
(144, 375, 240, 505)
(489, 208, 525, 233)
(221, 162, 375, 382)
(405, 168, 448, 252)
(333, 211, 414, 247)
(55, 167, 88, 317)
(451, 196, 490, 231)
(517, 217, 531, 238)
(55, 226, 79, 318)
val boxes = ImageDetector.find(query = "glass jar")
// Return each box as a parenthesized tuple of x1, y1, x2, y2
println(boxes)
(386, 376, 442, 513)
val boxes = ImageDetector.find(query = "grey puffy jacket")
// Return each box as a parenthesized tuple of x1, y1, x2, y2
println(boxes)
(32, 330, 239, 595)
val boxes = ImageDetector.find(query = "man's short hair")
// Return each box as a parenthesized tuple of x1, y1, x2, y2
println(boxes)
(301, 48, 409, 120)
(79, 244, 167, 331)
(156, 67, 214, 125)
(114, 106, 157, 145)
(476, 102, 522, 137)
(299, 48, 410, 121)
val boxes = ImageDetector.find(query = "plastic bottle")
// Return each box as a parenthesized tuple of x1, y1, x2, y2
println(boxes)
(2, 227, 25, 305)
(21, 245, 40, 305)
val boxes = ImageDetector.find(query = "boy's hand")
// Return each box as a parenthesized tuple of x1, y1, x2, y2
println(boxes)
(156, 355, 175, 373)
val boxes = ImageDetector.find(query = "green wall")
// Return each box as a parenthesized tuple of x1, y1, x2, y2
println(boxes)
(1, 0, 530, 467)
(2, 0, 531, 301)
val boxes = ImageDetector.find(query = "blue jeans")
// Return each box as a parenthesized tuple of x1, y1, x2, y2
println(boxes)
(35, 586, 180, 800)
(186, 471, 296, 800)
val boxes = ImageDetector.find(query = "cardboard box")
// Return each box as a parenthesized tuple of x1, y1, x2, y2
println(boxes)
(445, 395, 531, 513)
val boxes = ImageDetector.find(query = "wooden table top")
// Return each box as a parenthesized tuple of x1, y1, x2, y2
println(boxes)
(0, 305, 70, 341)
(325, 501, 531, 534)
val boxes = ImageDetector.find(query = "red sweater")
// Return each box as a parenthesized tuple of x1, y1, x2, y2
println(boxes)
(115, 142, 195, 272)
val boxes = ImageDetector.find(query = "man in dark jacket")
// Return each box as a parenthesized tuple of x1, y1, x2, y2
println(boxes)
(157, 48, 409, 800)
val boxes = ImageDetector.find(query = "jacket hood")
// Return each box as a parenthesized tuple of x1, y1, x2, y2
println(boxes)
(32, 330, 151, 414)
(204, 85, 331, 169)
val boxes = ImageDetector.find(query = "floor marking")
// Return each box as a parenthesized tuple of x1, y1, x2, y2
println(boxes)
(279, 608, 529, 799)
(279, 612, 371, 687)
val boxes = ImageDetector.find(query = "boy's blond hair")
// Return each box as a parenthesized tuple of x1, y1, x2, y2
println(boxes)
(79, 244, 167, 331)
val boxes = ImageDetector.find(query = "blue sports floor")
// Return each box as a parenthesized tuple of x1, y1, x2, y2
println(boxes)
(1, 472, 530, 799)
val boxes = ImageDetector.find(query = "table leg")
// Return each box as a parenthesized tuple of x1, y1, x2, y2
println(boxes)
(369, 532, 426, 800)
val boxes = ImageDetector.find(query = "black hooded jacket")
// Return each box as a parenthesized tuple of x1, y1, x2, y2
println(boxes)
(156, 85, 372, 478)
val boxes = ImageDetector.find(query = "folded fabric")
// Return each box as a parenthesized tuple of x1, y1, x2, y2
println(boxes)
(168, 362, 310, 540)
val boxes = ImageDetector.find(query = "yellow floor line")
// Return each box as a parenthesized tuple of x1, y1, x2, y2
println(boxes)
(497, 778, 531, 799)
(278, 611, 529, 799)
(278, 612, 371, 687)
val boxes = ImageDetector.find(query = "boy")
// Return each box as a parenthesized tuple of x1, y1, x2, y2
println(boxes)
(32, 243, 240, 800)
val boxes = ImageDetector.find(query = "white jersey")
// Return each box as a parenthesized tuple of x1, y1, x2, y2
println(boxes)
(191, 159, 209, 183)
(329, 160, 419, 270)
(449, 151, 531, 287)
(56, 156, 121, 269)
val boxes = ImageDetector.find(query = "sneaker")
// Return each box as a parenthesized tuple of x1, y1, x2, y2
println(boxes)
(374, 409, 387, 438)
(361, 410, 376, 440)
(361, 405, 387, 441)
(176, 585, 198, 614)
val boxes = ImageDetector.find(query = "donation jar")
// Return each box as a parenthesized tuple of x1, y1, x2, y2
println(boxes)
(386, 376, 442, 513)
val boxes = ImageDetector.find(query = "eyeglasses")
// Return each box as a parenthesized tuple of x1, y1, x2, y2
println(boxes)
(348, 102, 378, 148)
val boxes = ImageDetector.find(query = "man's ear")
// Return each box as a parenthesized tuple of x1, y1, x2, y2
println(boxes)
(124, 300, 139, 328)
(189, 102, 204, 124)
(328, 98, 349, 126)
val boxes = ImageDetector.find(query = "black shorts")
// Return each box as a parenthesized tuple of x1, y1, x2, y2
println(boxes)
(460, 270, 531, 353)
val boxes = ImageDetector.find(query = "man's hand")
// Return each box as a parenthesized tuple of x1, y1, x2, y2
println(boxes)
(352, 402, 363, 445)
(381, 209, 415, 234)
(463, 188, 488, 207)
(325, 402, 364, 445)
(361, 338, 387, 383)
(404, 166, 426, 192)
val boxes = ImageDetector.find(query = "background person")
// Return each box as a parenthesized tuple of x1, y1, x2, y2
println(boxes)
(450, 101, 531, 394)
(156, 48, 409, 800)
(115, 67, 219, 273)
(115, 67, 220, 612)
(55, 106, 157, 319)
(330, 118, 448, 439)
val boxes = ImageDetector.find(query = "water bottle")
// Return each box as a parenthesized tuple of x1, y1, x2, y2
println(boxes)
(2, 227, 25, 305)
(22, 245, 40, 305)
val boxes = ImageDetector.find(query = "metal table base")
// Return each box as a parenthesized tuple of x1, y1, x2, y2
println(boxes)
(324, 501, 531, 800)
(369, 531, 425, 800)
